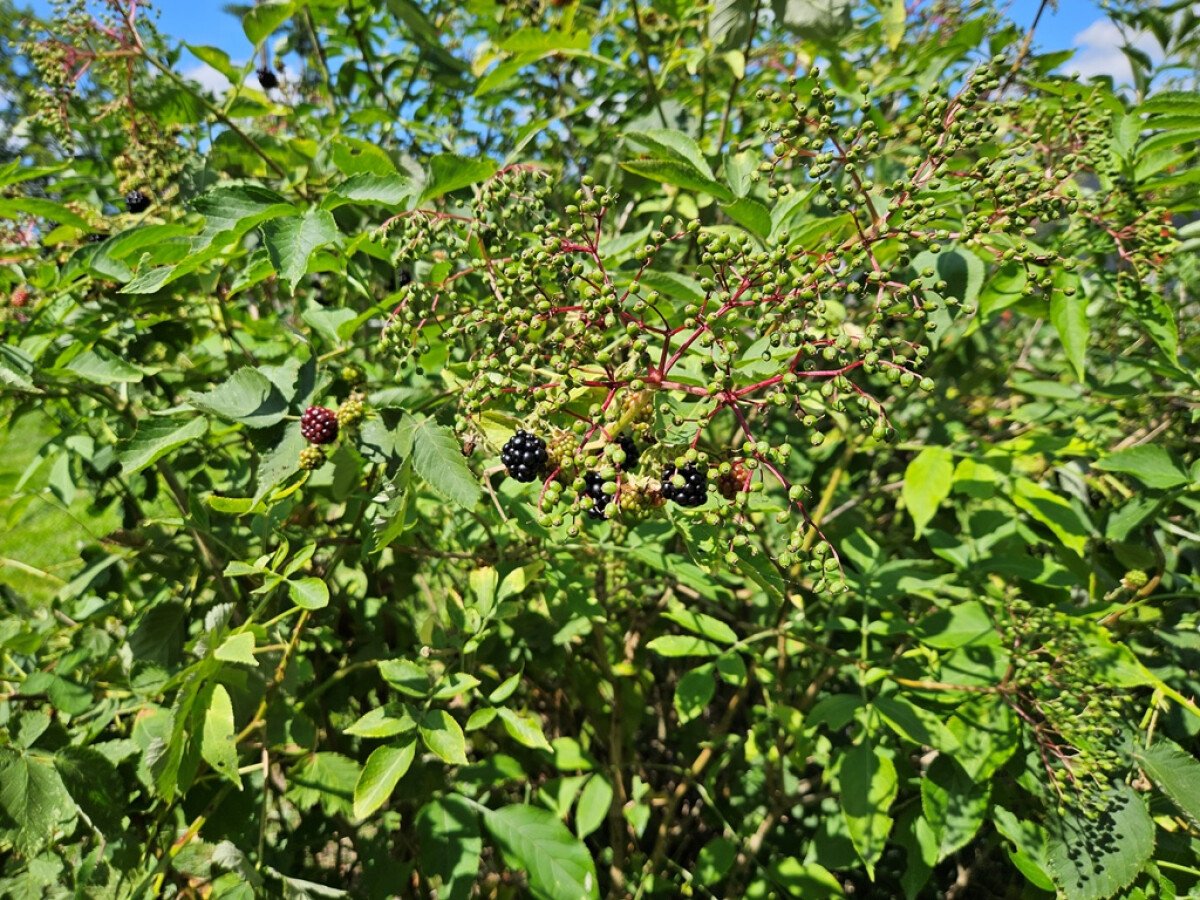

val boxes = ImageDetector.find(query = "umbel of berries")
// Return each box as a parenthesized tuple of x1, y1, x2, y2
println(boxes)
(125, 190, 150, 214)
(300, 406, 339, 445)
(257, 66, 279, 90)
(581, 471, 611, 520)
(501, 430, 547, 483)
(661, 463, 708, 508)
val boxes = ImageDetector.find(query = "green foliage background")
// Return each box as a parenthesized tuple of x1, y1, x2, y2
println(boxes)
(1, 0, 1199, 897)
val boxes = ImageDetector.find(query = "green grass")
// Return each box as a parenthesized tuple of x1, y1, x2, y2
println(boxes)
(0, 411, 121, 605)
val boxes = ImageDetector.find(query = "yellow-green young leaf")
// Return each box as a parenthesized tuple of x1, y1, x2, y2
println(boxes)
(839, 743, 898, 878)
(200, 684, 241, 788)
(882, 0, 906, 50)
(214, 632, 258, 667)
(345, 707, 415, 738)
(482, 804, 600, 900)
(903, 447, 954, 537)
(353, 740, 416, 819)
(419, 710, 469, 765)
(497, 708, 551, 751)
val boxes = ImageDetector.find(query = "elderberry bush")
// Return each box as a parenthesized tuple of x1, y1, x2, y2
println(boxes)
(1, 1, 1198, 898)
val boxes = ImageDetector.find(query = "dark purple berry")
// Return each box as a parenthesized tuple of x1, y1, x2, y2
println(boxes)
(616, 434, 640, 470)
(661, 463, 707, 508)
(398, 269, 413, 288)
(257, 67, 279, 90)
(501, 430, 547, 482)
(300, 406, 339, 445)
(125, 190, 151, 214)
(581, 471, 611, 520)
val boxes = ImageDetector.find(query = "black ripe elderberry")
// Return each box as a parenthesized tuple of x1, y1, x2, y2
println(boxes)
(125, 190, 151, 214)
(398, 269, 413, 288)
(257, 67, 279, 90)
(300, 406, 339, 445)
(582, 471, 611, 520)
(616, 434, 640, 470)
(501, 430, 547, 482)
(661, 464, 708, 508)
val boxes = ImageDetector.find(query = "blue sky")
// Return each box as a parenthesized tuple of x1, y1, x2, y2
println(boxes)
(26, 0, 1133, 85)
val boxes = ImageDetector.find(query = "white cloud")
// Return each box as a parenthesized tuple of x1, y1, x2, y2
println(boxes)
(1069, 19, 1161, 83)
(182, 63, 232, 97)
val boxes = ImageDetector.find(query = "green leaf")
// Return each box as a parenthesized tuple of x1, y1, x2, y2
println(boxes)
(353, 740, 417, 819)
(646, 635, 722, 657)
(243, 0, 296, 45)
(575, 775, 612, 840)
(839, 742, 898, 879)
(289, 577, 330, 610)
(920, 756, 989, 862)
(200, 684, 242, 788)
(396, 417, 481, 510)
(419, 710, 469, 765)
(64, 347, 145, 384)
(1049, 273, 1088, 380)
(722, 197, 771, 238)
(420, 154, 498, 203)
(1046, 785, 1153, 900)
(915, 600, 998, 649)
(497, 708, 552, 752)
(626, 129, 714, 179)
(187, 367, 288, 429)
(285, 752, 360, 817)
(323, 174, 414, 210)
(118, 416, 208, 476)
(1010, 478, 1091, 556)
(416, 795, 483, 900)
(380, 659, 429, 697)
(674, 666, 716, 723)
(0, 197, 92, 231)
(619, 159, 735, 202)
(214, 632, 258, 667)
(1134, 739, 1200, 829)
(345, 708, 415, 738)
(1095, 445, 1190, 489)
(0, 345, 35, 391)
(882, 0, 906, 50)
(482, 804, 600, 900)
(709, 0, 754, 48)
(0, 751, 76, 854)
(262, 209, 340, 294)
(662, 603, 737, 644)
(874, 695, 960, 752)
(903, 447, 954, 537)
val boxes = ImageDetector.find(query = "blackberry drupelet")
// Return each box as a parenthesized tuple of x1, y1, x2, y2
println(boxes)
(661, 463, 708, 508)
(300, 406, 339, 445)
(501, 430, 547, 482)
(125, 190, 151, 214)
(581, 471, 611, 520)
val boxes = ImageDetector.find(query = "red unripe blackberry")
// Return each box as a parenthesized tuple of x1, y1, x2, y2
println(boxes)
(501, 430, 547, 482)
(125, 190, 151, 214)
(257, 67, 279, 90)
(300, 406, 339, 445)
(10, 287, 29, 309)
(581, 471, 611, 520)
(661, 463, 708, 508)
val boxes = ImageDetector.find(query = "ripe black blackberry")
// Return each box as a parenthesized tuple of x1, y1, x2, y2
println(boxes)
(86, 232, 107, 243)
(125, 190, 151, 214)
(661, 463, 708, 508)
(581, 471, 611, 520)
(300, 406, 339, 445)
(257, 67, 279, 90)
(500, 430, 547, 482)
(615, 434, 640, 470)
